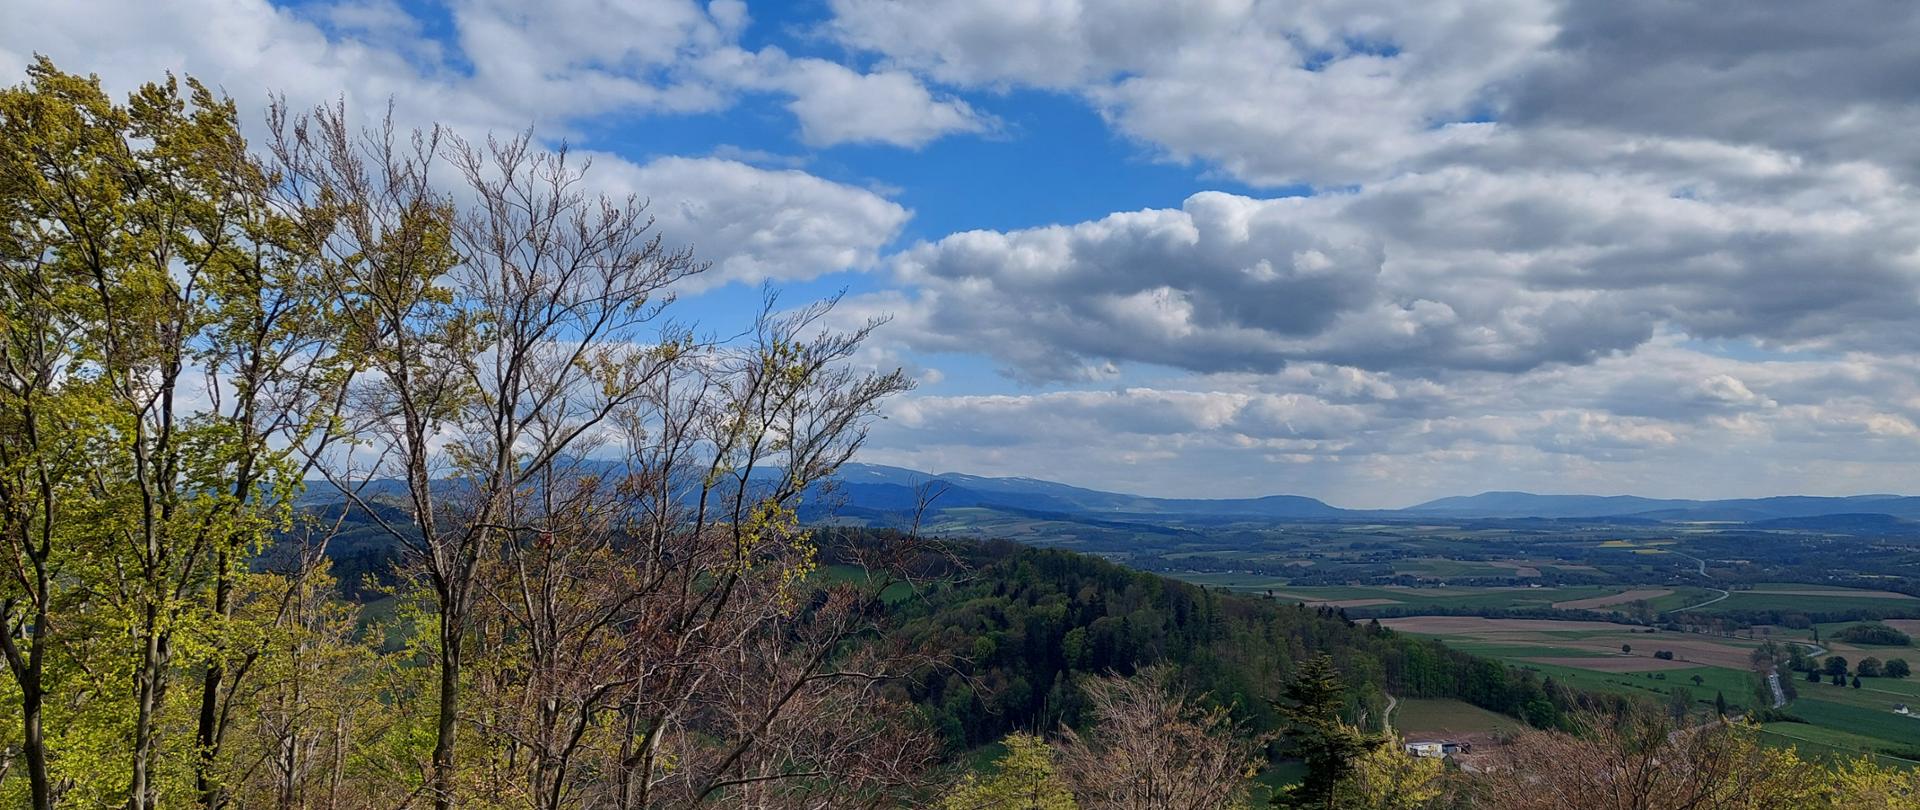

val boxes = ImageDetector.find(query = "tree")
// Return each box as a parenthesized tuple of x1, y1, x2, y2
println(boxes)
(1714, 692, 1728, 717)
(1271, 655, 1373, 809)
(1808, 668, 1822, 683)
(1621, 643, 1632, 655)
(1827, 756, 1920, 805)
(1056, 667, 1264, 810)
(1889, 658, 1912, 679)
(1859, 657, 1884, 678)
(1667, 688, 1694, 724)
(1470, 713, 1823, 809)
(1691, 674, 1705, 687)
(1825, 655, 1850, 678)
(944, 734, 1076, 810)
(0, 58, 337, 810)
(1853, 675, 1863, 689)
(1338, 737, 1449, 810)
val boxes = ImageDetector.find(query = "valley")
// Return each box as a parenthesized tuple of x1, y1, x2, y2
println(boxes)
(813, 464, 1920, 766)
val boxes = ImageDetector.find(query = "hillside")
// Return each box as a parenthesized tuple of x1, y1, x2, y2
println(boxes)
(843, 535, 1577, 751)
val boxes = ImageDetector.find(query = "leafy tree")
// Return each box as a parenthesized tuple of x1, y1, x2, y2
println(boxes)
(1859, 657, 1884, 678)
(1621, 644, 1632, 655)
(1715, 692, 1728, 717)
(943, 734, 1077, 810)
(1825, 655, 1850, 678)
(1835, 624, 1912, 646)
(1853, 675, 1863, 689)
(1338, 737, 1449, 810)
(1889, 658, 1912, 679)
(1271, 655, 1374, 809)
(0, 57, 335, 810)
(1808, 668, 1822, 683)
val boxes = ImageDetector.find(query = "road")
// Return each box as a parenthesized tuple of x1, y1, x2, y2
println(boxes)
(1666, 551, 1729, 611)
(1383, 692, 1398, 733)
(1673, 550, 1710, 577)
(1673, 587, 1729, 612)
(1768, 669, 1788, 708)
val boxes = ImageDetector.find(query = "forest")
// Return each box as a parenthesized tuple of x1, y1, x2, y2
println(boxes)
(5, 60, 1920, 809)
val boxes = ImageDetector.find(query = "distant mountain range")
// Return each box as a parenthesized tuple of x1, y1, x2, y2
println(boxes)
(817, 464, 1920, 525)
(299, 461, 1920, 527)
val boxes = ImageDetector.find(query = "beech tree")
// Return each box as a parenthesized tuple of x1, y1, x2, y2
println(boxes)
(1, 58, 336, 809)
(1056, 667, 1264, 810)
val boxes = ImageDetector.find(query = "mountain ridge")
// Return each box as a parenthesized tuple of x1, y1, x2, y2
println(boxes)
(297, 462, 1920, 525)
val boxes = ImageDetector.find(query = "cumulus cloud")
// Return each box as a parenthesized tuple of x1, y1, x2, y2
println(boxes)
(864, 166, 1920, 381)
(772, 59, 992, 148)
(592, 156, 910, 290)
(0, 0, 947, 287)
(831, 0, 1557, 187)
(0, 0, 989, 149)
(862, 344, 1920, 504)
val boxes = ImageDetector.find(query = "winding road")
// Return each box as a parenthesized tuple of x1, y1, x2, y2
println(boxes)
(1669, 551, 1729, 611)
(1674, 587, 1730, 612)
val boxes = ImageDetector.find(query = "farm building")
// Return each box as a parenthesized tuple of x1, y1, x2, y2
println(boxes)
(1405, 740, 1471, 758)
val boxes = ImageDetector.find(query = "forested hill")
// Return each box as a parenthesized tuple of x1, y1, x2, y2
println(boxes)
(855, 536, 1581, 750)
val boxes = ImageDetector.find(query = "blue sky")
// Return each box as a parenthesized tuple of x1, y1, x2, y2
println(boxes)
(7, 0, 1920, 506)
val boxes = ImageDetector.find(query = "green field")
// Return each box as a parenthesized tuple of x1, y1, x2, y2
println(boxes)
(1162, 577, 1720, 616)
(1699, 587, 1920, 614)
(1392, 614, 1920, 764)
(1392, 698, 1523, 738)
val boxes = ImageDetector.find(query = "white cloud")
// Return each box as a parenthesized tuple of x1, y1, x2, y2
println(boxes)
(777, 60, 991, 148)
(593, 156, 910, 290)
(863, 164, 1920, 381)
(831, 0, 1557, 187)
(0, 0, 942, 289)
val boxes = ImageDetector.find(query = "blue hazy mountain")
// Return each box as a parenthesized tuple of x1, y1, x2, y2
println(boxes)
(296, 461, 1920, 524)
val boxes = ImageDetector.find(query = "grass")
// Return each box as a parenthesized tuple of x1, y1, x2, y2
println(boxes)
(1759, 723, 1920, 766)
(1685, 584, 1920, 615)
(1392, 699, 1523, 738)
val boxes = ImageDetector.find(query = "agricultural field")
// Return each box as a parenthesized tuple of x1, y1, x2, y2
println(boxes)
(1165, 577, 1720, 617)
(1693, 583, 1920, 615)
(1391, 698, 1524, 738)
(967, 508, 1920, 764)
(1383, 615, 1920, 764)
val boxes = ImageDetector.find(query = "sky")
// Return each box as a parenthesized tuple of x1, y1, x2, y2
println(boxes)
(6, 0, 1920, 507)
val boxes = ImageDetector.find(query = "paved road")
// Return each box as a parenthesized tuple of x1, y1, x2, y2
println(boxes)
(1673, 587, 1729, 612)
(1768, 670, 1788, 708)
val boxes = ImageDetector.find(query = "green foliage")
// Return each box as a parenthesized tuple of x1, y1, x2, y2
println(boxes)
(890, 542, 1570, 753)
(943, 734, 1076, 810)
(1271, 655, 1375, 809)
(1835, 623, 1912, 647)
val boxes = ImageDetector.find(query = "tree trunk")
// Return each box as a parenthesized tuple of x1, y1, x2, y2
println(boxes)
(431, 606, 463, 810)
(1, 614, 52, 810)
(130, 611, 169, 810)
(194, 549, 233, 808)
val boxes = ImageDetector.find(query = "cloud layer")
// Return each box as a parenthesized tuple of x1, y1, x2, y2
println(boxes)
(8, 0, 1920, 501)
(826, 0, 1920, 499)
